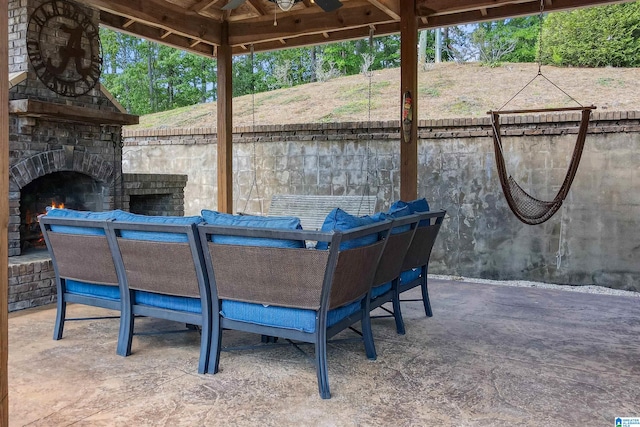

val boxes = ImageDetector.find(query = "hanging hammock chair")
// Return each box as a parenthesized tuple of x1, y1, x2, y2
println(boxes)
(488, 106, 595, 225)
(487, 0, 597, 225)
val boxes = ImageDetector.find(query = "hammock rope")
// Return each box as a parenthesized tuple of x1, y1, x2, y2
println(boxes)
(489, 107, 594, 225)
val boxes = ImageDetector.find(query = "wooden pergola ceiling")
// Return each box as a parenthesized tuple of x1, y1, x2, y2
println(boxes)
(82, 0, 631, 57)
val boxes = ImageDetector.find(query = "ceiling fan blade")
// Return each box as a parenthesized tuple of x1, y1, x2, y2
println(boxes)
(314, 0, 343, 12)
(222, 0, 248, 10)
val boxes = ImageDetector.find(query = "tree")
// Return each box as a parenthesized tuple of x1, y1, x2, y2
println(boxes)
(474, 17, 540, 64)
(541, 2, 640, 67)
(100, 28, 217, 115)
(445, 18, 540, 65)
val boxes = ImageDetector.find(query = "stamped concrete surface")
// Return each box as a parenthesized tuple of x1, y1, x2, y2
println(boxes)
(8, 279, 640, 426)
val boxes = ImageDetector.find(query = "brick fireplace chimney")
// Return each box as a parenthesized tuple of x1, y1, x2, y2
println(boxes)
(7, 0, 138, 256)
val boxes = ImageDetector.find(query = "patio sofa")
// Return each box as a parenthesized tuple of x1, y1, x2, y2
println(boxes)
(198, 211, 393, 399)
(39, 197, 445, 396)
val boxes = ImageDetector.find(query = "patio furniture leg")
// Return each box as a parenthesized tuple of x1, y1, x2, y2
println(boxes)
(53, 297, 66, 340)
(315, 329, 330, 399)
(361, 300, 377, 360)
(117, 294, 134, 357)
(209, 315, 222, 374)
(198, 315, 212, 374)
(391, 280, 406, 335)
(420, 266, 433, 317)
(261, 335, 278, 343)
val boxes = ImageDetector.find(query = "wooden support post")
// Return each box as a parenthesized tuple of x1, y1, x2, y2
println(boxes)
(400, 0, 418, 201)
(217, 22, 233, 213)
(1, 0, 9, 423)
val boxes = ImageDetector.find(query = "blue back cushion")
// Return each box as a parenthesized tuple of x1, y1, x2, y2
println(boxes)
(316, 208, 383, 250)
(384, 204, 412, 234)
(113, 211, 203, 242)
(390, 198, 430, 226)
(45, 208, 121, 235)
(201, 210, 304, 248)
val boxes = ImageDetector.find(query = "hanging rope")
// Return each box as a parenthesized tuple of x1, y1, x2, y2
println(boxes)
(487, 0, 596, 225)
(240, 44, 263, 214)
(359, 26, 378, 215)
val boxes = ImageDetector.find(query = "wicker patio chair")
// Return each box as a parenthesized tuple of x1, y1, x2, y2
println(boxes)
(107, 221, 212, 374)
(39, 216, 122, 341)
(198, 220, 392, 399)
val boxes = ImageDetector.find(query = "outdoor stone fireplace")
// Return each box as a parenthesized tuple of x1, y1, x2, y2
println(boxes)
(6, 0, 187, 311)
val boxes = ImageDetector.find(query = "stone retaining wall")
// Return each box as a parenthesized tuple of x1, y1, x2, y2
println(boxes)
(123, 112, 640, 291)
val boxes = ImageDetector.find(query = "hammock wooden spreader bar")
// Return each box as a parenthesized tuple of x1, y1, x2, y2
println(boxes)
(488, 106, 595, 225)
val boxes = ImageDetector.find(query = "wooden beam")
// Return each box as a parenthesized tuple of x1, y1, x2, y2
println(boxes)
(247, 0, 269, 16)
(83, 0, 221, 45)
(9, 99, 139, 125)
(217, 22, 233, 213)
(191, 0, 220, 13)
(1, 0, 9, 423)
(416, 0, 630, 26)
(98, 84, 128, 113)
(100, 12, 217, 58)
(228, 4, 392, 45)
(232, 20, 400, 54)
(190, 0, 225, 20)
(400, 0, 417, 201)
(367, 0, 401, 20)
(418, 0, 532, 16)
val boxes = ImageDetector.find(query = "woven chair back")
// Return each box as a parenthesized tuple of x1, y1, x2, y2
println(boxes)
(117, 238, 201, 298)
(47, 232, 118, 286)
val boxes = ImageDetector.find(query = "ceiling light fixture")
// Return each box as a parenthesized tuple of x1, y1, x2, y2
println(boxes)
(268, 0, 302, 12)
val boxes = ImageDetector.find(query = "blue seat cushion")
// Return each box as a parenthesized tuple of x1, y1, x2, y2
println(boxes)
(113, 211, 203, 242)
(220, 299, 362, 333)
(133, 290, 202, 313)
(371, 282, 392, 299)
(316, 208, 384, 250)
(65, 279, 120, 301)
(201, 210, 304, 248)
(399, 268, 421, 285)
(45, 208, 121, 235)
(390, 198, 431, 226)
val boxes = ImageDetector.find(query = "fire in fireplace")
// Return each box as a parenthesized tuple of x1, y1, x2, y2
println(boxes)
(19, 171, 108, 252)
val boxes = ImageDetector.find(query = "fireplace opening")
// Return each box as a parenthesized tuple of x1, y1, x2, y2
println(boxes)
(129, 193, 174, 216)
(20, 172, 108, 253)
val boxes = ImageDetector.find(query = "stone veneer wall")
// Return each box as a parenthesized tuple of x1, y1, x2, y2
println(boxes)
(8, 0, 125, 256)
(123, 112, 640, 291)
(8, 255, 55, 312)
(123, 173, 188, 216)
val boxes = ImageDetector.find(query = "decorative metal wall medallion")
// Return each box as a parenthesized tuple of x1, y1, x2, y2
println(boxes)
(27, 0, 102, 97)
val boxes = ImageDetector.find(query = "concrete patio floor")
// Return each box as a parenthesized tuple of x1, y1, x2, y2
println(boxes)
(7, 278, 640, 426)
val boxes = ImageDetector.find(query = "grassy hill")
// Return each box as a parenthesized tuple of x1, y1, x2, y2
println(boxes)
(127, 62, 640, 130)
